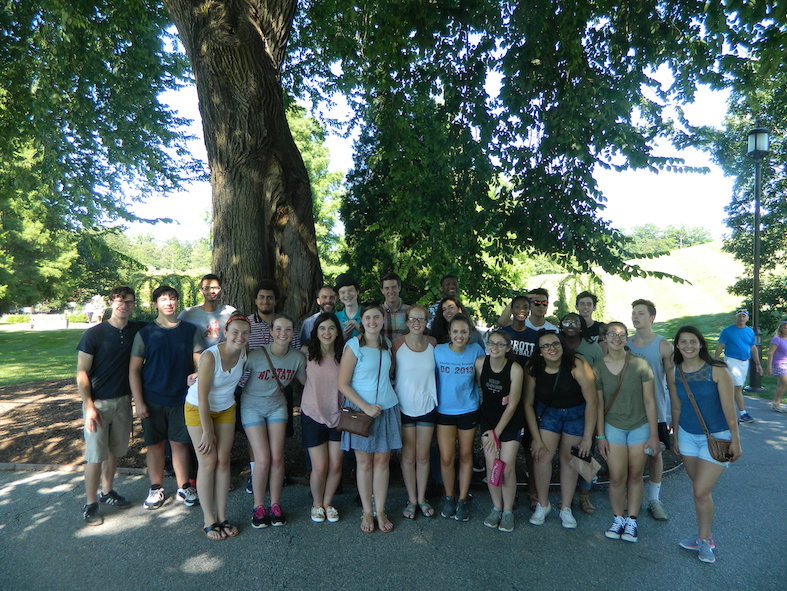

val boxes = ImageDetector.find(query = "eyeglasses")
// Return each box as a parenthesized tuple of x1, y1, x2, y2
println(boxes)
(531, 300, 549, 307)
(407, 317, 426, 324)
(561, 319, 580, 327)
(606, 332, 627, 341)
(539, 341, 562, 351)
(487, 341, 508, 348)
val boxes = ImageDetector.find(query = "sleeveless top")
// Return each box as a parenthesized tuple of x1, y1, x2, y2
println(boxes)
(675, 364, 728, 434)
(300, 357, 342, 427)
(185, 344, 246, 412)
(479, 357, 524, 430)
(394, 341, 438, 416)
(344, 337, 398, 409)
(627, 334, 669, 422)
(534, 368, 584, 409)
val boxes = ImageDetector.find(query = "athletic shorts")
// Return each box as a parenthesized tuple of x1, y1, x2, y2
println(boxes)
(141, 400, 190, 445)
(183, 402, 236, 427)
(83, 395, 132, 463)
(301, 412, 341, 448)
(437, 410, 478, 431)
(401, 408, 438, 427)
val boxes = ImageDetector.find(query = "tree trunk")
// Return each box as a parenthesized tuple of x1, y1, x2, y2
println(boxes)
(164, 0, 321, 317)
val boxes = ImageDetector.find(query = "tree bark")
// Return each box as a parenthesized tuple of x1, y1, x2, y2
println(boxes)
(164, 0, 321, 317)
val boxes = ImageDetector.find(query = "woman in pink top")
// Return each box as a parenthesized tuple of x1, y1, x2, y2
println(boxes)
(767, 321, 787, 412)
(300, 313, 346, 523)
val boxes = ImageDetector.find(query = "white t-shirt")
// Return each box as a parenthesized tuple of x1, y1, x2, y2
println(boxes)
(394, 342, 437, 416)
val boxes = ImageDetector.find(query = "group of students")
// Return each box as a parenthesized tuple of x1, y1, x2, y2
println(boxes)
(78, 273, 751, 564)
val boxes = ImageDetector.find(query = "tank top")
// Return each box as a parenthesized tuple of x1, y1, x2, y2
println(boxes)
(479, 357, 523, 430)
(534, 368, 584, 409)
(675, 364, 728, 434)
(394, 341, 438, 416)
(185, 344, 246, 412)
(627, 334, 669, 422)
(300, 357, 342, 427)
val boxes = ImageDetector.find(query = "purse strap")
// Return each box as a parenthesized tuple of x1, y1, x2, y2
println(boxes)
(677, 366, 711, 436)
(604, 353, 631, 415)
(491, 429, 501, 459)
(261, 346, 287, 392)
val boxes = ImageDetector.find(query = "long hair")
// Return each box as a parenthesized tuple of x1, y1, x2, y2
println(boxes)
(358, 304, 389, 350)
(431, 296, 466, 344)
(307, 312, 344, 364)
(527, 330, 576, 376)
(774, 321, 787, 338)
(672, 326, 726, 367)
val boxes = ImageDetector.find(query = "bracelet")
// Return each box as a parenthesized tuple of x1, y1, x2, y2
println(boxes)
(595, 435, 606, 440)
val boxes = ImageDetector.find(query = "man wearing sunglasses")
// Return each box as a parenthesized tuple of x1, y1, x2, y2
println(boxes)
(497, 287, 557, 332)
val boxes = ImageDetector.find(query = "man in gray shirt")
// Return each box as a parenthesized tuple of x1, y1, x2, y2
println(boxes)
(179, 274, 236, 348)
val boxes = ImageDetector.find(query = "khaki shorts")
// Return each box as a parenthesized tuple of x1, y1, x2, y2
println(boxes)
(83, 395, 132, 464)
(184, 402, 236, 427)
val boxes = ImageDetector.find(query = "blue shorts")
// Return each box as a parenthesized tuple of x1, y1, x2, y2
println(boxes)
(605, 422, 649, 446)
(402, 408, 438, 427)
(437, 410, 478, 431)
(678, 426, 731, 468)
(301, 412, 341, 448)
(241, 396, 288, 427)
(536, 402, 586, 437)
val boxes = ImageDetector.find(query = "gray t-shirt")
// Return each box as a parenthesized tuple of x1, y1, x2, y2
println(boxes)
(178, 303, 236, 348)
(242, 345, 306, 399)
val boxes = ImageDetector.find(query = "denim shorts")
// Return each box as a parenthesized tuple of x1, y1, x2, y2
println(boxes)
(402, 408, 438, 428)
(678, 426, 731, 468)
(535, 402, 586, 437)
(605, 422, 649, 446)
(241, 394, 288, 427)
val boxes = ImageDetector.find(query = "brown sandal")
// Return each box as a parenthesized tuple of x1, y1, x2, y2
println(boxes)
(360, 512, 375, 533)
(579, 492, 595, 514)
(377, 511, 394, 533)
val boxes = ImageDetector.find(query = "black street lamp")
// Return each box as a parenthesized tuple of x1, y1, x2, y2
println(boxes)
(745, 127, 769, 392)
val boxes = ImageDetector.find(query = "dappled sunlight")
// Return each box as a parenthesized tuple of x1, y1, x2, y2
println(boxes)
(181, 552, 225, 574)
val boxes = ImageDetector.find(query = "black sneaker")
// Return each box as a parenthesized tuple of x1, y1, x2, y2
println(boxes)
(245, 474, 253, 494)
(270, 503, 287, 526)
(454, 498, 470, 522)
(98, 490, 131, 509)
(251, 505, 269, 528)
(440, 496, 456, 519)
(82, 502, 103, 526)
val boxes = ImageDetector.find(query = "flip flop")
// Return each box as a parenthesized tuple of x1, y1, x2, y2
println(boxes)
(203, 522, 225, 541)
(360, 512, 375, 533)
(377, 511, 394, 533)
(418, 501, 434, 518)
(403, 501, 417, 519)
(218, 520, 239, 538)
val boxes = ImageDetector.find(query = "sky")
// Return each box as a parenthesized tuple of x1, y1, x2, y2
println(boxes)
(128, 84, 737, 242)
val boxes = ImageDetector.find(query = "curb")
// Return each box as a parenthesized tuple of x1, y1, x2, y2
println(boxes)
(0, 463, 147, 475)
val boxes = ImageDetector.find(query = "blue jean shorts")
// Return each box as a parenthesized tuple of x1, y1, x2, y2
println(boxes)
(536, 402, 586, 437)
(678, 426, 731, 468)
(605, 422, 650, 446)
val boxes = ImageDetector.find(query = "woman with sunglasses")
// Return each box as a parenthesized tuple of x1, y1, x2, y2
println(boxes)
(523, 330, 597, 528)
(392, 305, 438, 519)
(475, 330, 524, 532)
(594, 321, 659, 543)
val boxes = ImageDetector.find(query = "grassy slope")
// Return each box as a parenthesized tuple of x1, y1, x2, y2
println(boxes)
(0, 329, 82, 386)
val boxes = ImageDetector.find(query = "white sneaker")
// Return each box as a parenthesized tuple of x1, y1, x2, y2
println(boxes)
(560, 507, 577, 529)
(177, 486, 199, 507)
(529, 502, 551, 525)
(143, 487, 166, 510)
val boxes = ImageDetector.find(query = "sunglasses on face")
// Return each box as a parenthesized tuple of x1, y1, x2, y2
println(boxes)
(531, 300, 549, 307)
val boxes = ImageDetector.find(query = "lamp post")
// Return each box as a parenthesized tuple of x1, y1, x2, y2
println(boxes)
(745, 127, 769, 392)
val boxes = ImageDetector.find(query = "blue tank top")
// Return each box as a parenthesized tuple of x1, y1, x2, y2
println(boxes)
(675, 364, 728, 434)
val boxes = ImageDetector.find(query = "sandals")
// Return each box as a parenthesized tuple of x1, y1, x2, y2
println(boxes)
(377, 511, 394, 533)
(579, 492, 596, 515)
(418, 501, 434, 518)
(360, 511, 375, 533)
(203, 522, 225, 541)
(218, 520, 239, 538)
(403, 501, 417, 520)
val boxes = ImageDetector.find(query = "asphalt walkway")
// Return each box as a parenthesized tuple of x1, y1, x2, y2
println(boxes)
(1, 396, 784, 591)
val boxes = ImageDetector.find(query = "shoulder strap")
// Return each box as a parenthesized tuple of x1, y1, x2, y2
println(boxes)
(677, 366, 711, 436)
(261, 346, 286, 391)
(604, 353, 631, 416)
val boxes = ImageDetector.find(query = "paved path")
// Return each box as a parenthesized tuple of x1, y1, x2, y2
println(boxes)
(1, 396, 784, 591)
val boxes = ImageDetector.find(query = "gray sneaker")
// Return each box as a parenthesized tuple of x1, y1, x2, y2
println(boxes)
(498, 511, 515, 533)
(647, 500, 669, 521)
(697, 538, 716, 563)
(440, 496, 456, 519)
(454, 498, 470, 522)
(484, 507, 502, 529)
(680, 535, 716, 551)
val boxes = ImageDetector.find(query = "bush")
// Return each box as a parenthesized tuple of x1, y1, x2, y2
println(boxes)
(66, 313, 89, 323)
(1, 314, 31, 324)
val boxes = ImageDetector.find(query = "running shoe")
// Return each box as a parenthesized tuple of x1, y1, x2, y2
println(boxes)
(82, 502, 103, 526)
(143, 486, 166, 510)
(680, 535, 716, 551)
(605, 515, 625, 539)
(270, 503, 287, 526)
(621, 517, 638, 542)
(454, 498, 470, 522)
(738, 411, 754, 423)
(529, 502, 551, 526)
(251, 505, 269, 528)
(245, 473, 253, 494)
(177, 486, 199, 507)
(440, 496, 456, 519)
(484, 507, 502, 529)
(559, 507, 577, 529)
(697, 538, 716, 563)
(647, 500, 669, 521)
(98, 490, 131, 509)
(498, 511, 515, 533)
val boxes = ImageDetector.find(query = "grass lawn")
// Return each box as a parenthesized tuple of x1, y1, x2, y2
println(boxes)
(0, 329, 82, 386)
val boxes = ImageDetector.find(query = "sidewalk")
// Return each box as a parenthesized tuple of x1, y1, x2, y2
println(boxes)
(1, 396, 784, 591)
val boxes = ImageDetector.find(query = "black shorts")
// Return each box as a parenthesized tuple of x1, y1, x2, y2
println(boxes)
(301, 412, 341, 448)
(437, 410, 478, 431)
(141, 401, 190, 445)
(479, 422, 523, 443)
(658, 421, 672, 451)
(401, 408, 438, 427)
